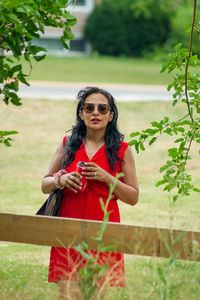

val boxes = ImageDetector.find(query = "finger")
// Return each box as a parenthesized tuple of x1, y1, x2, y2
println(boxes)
(65, 182, 78, 193)
(69, 174, 82, 185)
(84, 162, 96, 166)
(85, 175, 97, 180)
(82, 166, 96, 172)
(65, 174, 81, 188)
(67, 177, 82, 190)
(72, 172, 82, 179)
(82, 171, 96, 177)
(85, 171, 97, 179)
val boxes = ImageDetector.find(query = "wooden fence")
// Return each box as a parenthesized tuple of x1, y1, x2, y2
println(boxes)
(0, 212, 199, 261)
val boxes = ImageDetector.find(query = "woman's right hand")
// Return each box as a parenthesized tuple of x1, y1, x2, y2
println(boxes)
(59, 172, 82, 193)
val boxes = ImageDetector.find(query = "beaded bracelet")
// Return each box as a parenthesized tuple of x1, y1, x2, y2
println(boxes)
(53, 169, 67, 189)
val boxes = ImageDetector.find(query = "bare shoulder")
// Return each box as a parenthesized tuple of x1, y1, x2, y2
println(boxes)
(123, 145, 135, 162)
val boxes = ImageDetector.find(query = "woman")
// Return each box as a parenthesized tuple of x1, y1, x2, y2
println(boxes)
(41, 87, 139, 299)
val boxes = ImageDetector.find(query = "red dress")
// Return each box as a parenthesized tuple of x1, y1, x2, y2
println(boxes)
(48, 138, 129, 287)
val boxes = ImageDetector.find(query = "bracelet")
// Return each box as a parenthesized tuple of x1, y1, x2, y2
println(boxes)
(54, 169, 67, 189)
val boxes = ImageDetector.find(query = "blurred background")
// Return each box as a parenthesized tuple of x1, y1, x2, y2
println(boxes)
(0, 1, 200, 299)
(32, 0, 199, 59)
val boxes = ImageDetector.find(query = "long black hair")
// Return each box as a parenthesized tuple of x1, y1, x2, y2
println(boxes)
(64, 86, 124, 170)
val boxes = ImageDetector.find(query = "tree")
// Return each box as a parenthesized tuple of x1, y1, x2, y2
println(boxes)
(85, 0, 177, 57)
(130, 0, 200, 201)
(0, 0, 76, 146)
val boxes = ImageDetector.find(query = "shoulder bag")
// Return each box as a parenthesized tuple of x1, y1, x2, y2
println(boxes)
(36, 136, 69, 216)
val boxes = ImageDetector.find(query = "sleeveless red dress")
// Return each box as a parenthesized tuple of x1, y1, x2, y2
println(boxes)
(48, 138, 129, 287)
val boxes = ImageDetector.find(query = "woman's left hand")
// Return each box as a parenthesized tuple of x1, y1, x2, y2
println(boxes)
(82, 162, 112, 183)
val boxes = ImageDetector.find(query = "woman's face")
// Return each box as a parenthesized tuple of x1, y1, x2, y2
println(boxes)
(80, 93, 114, 132)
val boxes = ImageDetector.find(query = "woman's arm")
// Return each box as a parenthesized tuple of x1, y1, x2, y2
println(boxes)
(107, 146, 139, 206)
(41, 141, 82, 194)
(41, 141, 64, 194)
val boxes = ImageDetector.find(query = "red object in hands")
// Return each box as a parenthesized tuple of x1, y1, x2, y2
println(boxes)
(76, 161, 87, 191)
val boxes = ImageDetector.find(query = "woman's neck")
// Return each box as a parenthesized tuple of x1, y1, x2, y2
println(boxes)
(85, 130, 105, 144)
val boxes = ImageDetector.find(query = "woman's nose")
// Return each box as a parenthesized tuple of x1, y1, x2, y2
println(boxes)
(93, 106, 99, 114)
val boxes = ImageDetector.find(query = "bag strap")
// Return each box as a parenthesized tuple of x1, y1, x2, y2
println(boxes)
(61, 135, 70, 169)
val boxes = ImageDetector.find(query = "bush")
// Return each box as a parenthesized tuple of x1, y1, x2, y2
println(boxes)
(84, 0, 173, 57)
(169, 3, 200, 55)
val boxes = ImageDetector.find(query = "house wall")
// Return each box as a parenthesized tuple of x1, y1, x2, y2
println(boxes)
(34, 0, 97, 55)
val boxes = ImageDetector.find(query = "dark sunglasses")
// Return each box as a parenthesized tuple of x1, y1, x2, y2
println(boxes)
(82, 103, 110, 114)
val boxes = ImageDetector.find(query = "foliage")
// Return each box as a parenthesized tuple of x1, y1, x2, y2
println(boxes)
(0, 0, 76, 146)
(85, 0, 175, 57)
(75, 174, 123, 300)
(169, 1, 200, 56)
(130, 1, 200, 201)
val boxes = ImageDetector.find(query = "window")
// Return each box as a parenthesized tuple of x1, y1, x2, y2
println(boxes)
(69, 0, 94, 13)
(33, 38, 65, 52)
(75, 0, 86, 6)
(70, 39, 85, 52)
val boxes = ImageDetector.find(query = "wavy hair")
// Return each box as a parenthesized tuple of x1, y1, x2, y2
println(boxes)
(64, 86, 124, 170)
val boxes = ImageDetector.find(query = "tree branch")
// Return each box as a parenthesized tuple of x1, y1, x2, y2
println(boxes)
(184, 0, 196, 123)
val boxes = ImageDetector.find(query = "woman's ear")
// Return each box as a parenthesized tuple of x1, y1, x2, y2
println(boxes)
(109, 112, 114, 122)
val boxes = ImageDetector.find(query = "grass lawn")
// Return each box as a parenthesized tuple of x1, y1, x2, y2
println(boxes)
(21, 55, 177, 85)
(0, 98, 199, 299)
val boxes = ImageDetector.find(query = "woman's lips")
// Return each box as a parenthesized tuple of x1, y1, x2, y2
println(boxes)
(91, 118, 101, 123)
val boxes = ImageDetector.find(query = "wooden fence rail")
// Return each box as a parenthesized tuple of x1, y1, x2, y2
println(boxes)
(0, 212, 199, 261)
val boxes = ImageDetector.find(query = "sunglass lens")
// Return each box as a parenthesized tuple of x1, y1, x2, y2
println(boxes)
(98, 104, 109, 114)
(83, 103, 110, 114)
(84, 103, 94, 113)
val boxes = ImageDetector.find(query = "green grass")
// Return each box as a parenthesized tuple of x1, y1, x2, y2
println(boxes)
(0, 98, 200, 299)
(21, 55, 176, 85)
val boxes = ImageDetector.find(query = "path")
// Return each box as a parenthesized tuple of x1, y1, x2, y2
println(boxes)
(18, 81, 173, 102)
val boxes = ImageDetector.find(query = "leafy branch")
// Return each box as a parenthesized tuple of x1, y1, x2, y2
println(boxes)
(0, 0, 76, 146)
(129, 0, 200, 201)
(75, 174, 123, 300)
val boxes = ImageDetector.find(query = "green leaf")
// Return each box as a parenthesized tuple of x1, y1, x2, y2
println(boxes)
(129, 140, 137, 146)
(0, 130, 18, 136)
(3, 139, 12, 147)
(155, 179, 166, 187)
(149, 137, 157, 146)
(160, 61, 170, 73)
(193, 188, 200, 193)
(159, 165, 169, 173)
(130, 131, 140, 137)
(151, 121, 162, 130)
(157, 266, 166, 284)
(135, 143, 139, 153)
(17, 73, 29, 86)
(172, 99, 178, 107)
(33, 54, 46, 61)
(167, 82, 174, 91)
(174, 138, 184, 143)
(101, 245, 117, 252)
(174, 43, 182, 52)
(139, 142, 145, 151)
(11, 64, 22, 73)
(9, 92, 22, 106)
(173, 195, 178, 202)
(74, 247, 92, 261)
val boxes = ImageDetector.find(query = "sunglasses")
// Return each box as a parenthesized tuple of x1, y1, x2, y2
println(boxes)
(82, 103, 110, 114)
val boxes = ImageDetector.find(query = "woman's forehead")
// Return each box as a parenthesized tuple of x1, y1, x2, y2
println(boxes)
(85, 93, 108, 104)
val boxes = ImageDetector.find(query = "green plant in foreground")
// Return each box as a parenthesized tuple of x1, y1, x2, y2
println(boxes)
(75, 174, 123, 300)
(0, 0, 76, 146)
(130, 0, 200, 202)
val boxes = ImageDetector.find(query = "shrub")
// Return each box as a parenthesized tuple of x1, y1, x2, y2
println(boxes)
(84, 0, 173, 57)
(169, 3, 200, 55)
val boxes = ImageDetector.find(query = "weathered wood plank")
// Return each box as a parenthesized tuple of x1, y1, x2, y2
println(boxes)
(0, 213, 199, 261)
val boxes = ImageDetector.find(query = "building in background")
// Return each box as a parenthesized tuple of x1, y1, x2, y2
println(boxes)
(34, 0, 96, 56)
